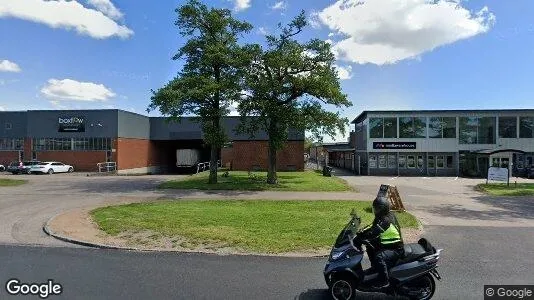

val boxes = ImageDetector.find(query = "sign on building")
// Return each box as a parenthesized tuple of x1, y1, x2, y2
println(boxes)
(58, 117, 85, 132)
(487, 167, 509, 182)
(373, 142, 416, 150)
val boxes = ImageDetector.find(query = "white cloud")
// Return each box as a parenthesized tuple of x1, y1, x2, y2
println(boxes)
(228, 101, 240, 116)
(41, 79, 116, 101)
(317, 0, 495, 65)
(0, 0, 133, 39)
(49, 100, 68, 109)
(258, 27, 269, 35)
(0, 60, 21, 72)
(87, 0, 123, 20)
(271, 1, 286, 10)
(334, 65, 353, 80)
(234, 0, 251, 12)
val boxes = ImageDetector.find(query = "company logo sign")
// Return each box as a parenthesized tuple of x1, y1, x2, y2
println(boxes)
(58, 116, 85, 132)
(373, 142, 416, 150)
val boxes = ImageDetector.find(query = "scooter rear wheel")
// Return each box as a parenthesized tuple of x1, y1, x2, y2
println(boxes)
(400, 274, 436, 300)
(329, 276, 356, 300)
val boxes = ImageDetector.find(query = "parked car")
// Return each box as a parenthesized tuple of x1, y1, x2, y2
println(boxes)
(30, 162, 74, 174)
(7, 160, 41, 175)
(526, 166, 534, 179)
(0, 164, 5, 172)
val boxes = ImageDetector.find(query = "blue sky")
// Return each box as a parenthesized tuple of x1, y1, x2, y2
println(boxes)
(1, 0, 533, 142)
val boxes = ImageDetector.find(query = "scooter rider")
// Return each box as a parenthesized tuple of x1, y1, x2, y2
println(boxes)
(356, 196, 404, 289)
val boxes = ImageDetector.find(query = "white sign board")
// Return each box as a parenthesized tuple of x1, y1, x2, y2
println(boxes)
(487, 167, 509, 182)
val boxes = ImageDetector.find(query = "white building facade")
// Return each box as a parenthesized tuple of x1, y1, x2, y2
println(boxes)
(351, 110, 534, 177)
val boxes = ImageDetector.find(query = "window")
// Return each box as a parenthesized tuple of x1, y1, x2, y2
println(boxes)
(400, 117, 427, 138)
(0, 138, 23, 150)
(5, 122, 12, 130)
(417, 155, 424, 169)
(369, 118, 383, 138)
(383, 118, 397, 138)
(398, 155, 406, 168)
(407, 155, 415, 168)
(459, 117, 496, 144)
(516, 155, 524, 169)
(499, 117, 517, 138)
(446, 156, 453, 169)
(437, 156, 445, 168)
(369, 155, 377, 168)
(378, 155, 387, 168)
(32, 138, 111, 151)
(428, 156, 435, 169)
(519, 117, 534, 138)
(492, 157, 500, 167)
(429, 117, 456, 138)
(387, 154, 396, 169)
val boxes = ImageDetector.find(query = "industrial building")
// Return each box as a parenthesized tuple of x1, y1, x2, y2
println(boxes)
(0, 109, 304, 174)
(322, 109, 534, 178)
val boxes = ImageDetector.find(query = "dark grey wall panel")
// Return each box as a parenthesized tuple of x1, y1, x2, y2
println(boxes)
(0, 112, 27, 137)
(150, 117, 304, 141)
(27, 110, 118, 138)
(118, 110, 150, 139)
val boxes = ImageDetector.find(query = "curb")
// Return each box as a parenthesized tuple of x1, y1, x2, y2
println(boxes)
(42, 213, 329, 258)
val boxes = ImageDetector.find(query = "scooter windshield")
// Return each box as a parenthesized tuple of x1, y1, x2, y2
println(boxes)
(333, 213, 361, 247)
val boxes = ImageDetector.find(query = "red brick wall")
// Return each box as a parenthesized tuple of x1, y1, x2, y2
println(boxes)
(116, 138, 160, 170)
(23, 138, 32, 161)
(0, 151, 21, 166)
(228, 141, 304, 171)
(35, 151, 106, 171)
(220, 147, 234, 168)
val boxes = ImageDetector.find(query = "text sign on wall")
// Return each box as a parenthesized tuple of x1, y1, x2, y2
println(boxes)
(487, 167, 509, 182)
(58, 117, 85, 132)
(373, 142, 416, 150)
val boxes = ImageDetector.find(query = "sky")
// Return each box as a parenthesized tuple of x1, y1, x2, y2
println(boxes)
(1, 0, 534, 142)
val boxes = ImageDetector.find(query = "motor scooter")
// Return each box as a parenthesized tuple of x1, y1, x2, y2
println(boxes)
(324, 209, 443, 300)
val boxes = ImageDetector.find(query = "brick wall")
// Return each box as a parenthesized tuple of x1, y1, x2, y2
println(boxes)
(35, 151, 106, 171)
(0, 151, 21, 166)
(116, 138, 160, 170)
(228, 141, 304, 171)
(220, 147, 234, 168)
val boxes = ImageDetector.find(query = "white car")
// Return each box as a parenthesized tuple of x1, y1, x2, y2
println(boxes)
(0, 164, 5, 172)
(30, 162, 74, 174)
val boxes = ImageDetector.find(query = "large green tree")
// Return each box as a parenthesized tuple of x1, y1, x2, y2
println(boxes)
(238, 11, 352, 184)
(148, 0, 253, 183)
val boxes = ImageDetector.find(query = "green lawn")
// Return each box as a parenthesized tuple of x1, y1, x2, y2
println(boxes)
(91, 200, 419, 253)
(476, 183, 534, 196)
(0, 178, 27, 187)
(159, 170, 353, 192)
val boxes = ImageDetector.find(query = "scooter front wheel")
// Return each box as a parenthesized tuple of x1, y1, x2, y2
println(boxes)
(329, 276, 356, 300)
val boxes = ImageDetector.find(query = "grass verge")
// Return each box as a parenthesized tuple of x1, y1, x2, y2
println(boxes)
(159, 170, 353, 192)
(476, 183, 534, 196)
(0, 178, 27, 187)
(91, 200, 419, 254)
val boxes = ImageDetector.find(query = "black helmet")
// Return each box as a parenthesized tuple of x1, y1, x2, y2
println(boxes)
(372, 196, 390, 217)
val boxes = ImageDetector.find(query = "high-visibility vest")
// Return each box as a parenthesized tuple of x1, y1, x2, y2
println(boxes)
(380, 223, 402, 245)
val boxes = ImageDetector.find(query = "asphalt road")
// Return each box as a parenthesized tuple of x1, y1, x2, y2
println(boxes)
(2, 225, 533, 300)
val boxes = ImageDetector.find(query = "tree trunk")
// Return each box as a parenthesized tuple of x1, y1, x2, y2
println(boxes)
(267, 139, 277, 184)
(209, 143, 218, 184)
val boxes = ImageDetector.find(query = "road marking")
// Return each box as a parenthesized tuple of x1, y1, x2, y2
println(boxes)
(389, 176, 398, 180)
(454, 177, 458, 180)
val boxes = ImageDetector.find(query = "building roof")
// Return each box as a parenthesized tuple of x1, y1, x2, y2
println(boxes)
(351, 109, 534, 124)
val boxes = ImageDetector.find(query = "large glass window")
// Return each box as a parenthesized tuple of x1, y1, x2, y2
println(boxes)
(398, 155, 406, 168)
(430, 117, 457, 138)
(428, 156, 435, 169)
(437, 156, 445, 168)
(519, 117, 534, 138)
(388, 154, 396, 169)
(0, 138, 24, 150)
(399, 117, 415, 138)
(446, 156, 454, 169)
(32, 138, 111, 151)
(383, 118, 397, 138)
(417, 155, 424, 169)
(407, 155, 415, 168)
(499, 117, 517, 138)
(378, 155, 387, 168)
(459, 117, 496, 144)
(428, 118, 442, 138)
(369, 155, 377, 168)
(400, 117, 426, 138)
(369, 118, 384, 138)
(443, 117, 456, 138)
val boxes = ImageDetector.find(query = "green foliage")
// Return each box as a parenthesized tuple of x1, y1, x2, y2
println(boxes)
(0, 179, 27, 187)
(477, 183, 534, 196)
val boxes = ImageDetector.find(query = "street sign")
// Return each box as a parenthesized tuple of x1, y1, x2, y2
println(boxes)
(487, 167, 509, 182)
